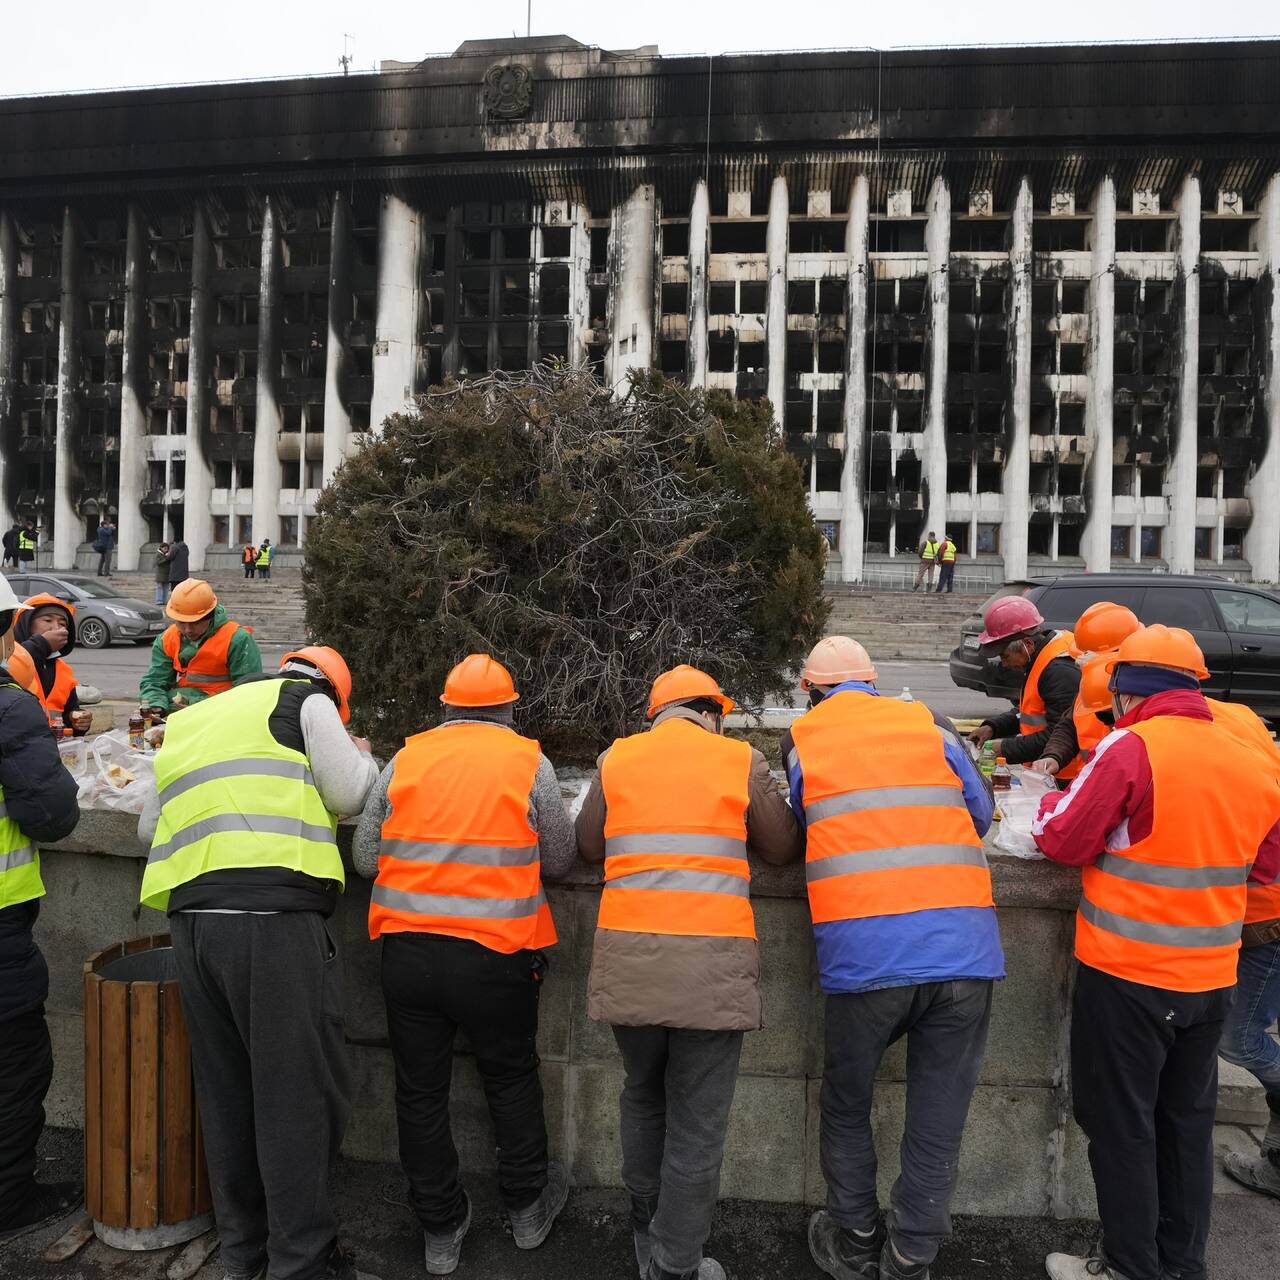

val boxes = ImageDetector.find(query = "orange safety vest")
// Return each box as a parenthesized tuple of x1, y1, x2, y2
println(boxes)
(1018, 630, 1077, 736)
(1076, 713, 1280, 992)
(597, 717, 755, 940)
(161, 621, 242, 697)
(6, 645, 77, 728)
(369, 722, 556, 952)
(792, 694, 992, 925)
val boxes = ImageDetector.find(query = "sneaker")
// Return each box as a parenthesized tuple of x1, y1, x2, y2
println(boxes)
(1045, 1254, 1130, 1280)
(423, 1192, 472, 1276)
(321, 1239, 382, 1280)
(508, 1160, 570, 1250)
(808, 1210, 886, 1280)
(880, 1238, 930, 1280)
(645, 1261, 727, 1280)
(1222, 1149, 1280, 1200)
(0, 1180, 81, 1235)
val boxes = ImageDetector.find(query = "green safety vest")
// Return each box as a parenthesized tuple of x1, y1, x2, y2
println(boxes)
(0, 684, 43, 910)
(141, 678, 343, 912)
(921, 541, 940, 561)
(256, 546, 271, 567)
(17, 531, 35, 552)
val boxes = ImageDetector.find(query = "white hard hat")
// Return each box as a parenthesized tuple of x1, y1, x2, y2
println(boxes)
(0, 574, 25, 636)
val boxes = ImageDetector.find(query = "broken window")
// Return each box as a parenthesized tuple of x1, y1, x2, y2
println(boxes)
(660, 341, 686, 376)
(739, 282, 766, 312)
(818, 280, 846, 315)
(708, 334, 735, 373)
(788, 281, 816, 315)
(1115, 220, 1170, 253)
(790, 221, 843, 253)
(661, 283, 689, 316)
(589, 227, 609, 271)
(710, 223, 767, 254)
(1200, 219, 1251, 252)
(1032, 221, 1086, 251)
(661, 224, 688, 257)
(871, 222, 925, 253)
(1059, 344, 1085, 375)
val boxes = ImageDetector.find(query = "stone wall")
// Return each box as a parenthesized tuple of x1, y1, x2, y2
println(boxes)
(34, 806, 1097, 1219)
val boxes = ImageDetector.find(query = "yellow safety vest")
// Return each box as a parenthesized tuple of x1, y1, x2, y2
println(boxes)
(921, 541, 940, 561)
(941, 542, 957, 563)
(0, 683, 43, 909)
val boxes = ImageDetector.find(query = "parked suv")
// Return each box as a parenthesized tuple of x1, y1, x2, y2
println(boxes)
(950, 574, 1280, 722)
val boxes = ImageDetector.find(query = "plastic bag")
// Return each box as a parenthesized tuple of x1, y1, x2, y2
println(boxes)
(990, 768, 1055, 860)
(84, 729, 157, 815)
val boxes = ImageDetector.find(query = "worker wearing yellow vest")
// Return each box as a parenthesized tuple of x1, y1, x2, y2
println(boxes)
(933, 537, 958, 594)
(912, 531, 941, 592)
(8, 593, 91, 735)
(352, 654, 575, 1275)
(255, 538, 274, 582)
(139, 578, 262, 717)
(136, 648, 378, 1280)
(968, 594, 1081, 767)
(0, 575, 81, 1235)
(1032, 626, 1280, 1280)
(576, 666, 801, 1280)
(786, 637, 1000, 1280)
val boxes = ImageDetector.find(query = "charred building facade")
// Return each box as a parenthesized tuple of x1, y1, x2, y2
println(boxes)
(2, 36, 1280, 579)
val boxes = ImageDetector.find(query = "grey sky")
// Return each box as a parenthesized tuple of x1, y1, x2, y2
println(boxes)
(4, 0, 1278, 97)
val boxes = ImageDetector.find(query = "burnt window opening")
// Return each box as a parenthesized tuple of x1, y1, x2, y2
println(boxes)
(1059, 344, 1085, 375)
(1059, 403, 1085, 435)
(977, 344, 1003, 374)
(709, 282, 736, 315)
(946, 460, 971, 492)
(660, 341, 686, 376)
(540, 267, 570, 316)
(1032, 221, 1086, 251)
(1227, 280, 1256, 317)
(541, 226, 571, 258)
(815, 458, 842, 491)
(1058, 524, 1083, 557)
(1114, 282, 1139, 314)
(708, 335, 735, 373)
(950, 282, 976, 313)
(976, 462, 1002, 491)
(788, 281, 816, 315)
(710, 222, 767, 254)
(978, 285, 1008, 316)
(1032, 283, 1057, 317)
(739, 282, 767, 313)
(870, 221, 925, 253)
(1143, 283, 1171, 314)
(430, 234, 447, 272)
(976, 404, 1003, 433)
(661, 223, 689, 257)
(949, 343, 972, 375)
(589, 285, 608, 327)
(589, 227, 610, 271)
(1195, 467, 1216, 499)
(951, 220, 1007, 252)
(661, 283, 689, 316)
(817, 342, 844, 374)
(501, 227, 531, 260)
(1140, 465, 1164, 497)
(818, 280, 847, 314)
(1200, 219, 1252, 253)
(790, 221, 844, 253)
(897, 342, 924, 374)
(1115, 219, 1170, 253)
(737, 341, 765, 373)
(463, 230, 491, 262)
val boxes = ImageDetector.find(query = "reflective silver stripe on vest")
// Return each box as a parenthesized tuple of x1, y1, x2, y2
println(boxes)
(1019, 712, 1047, 728)
(805, 784, 967, 826)
(806, 843, 988, 882)
(148, 814, 337, 864)
(604, 833, 748, 860)
(0, 845, 35, 873)
(607, 867, 750, 896)
(371, 883, 545, 919)
(179, 671, 232, 686)
(1094, 853, 1251, 890)
(378, 838, 538, 868)
(1079, 897, 1243, 949)
(158, 759, 316, 808)
(786, 747, 800, 775)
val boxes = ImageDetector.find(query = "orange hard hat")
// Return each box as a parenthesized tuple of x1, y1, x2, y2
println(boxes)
(1074, 601, 1141, 655)
(22, 591, 76, 620)
(440, 654, 519, 708)
(1077, 655, 1115, 716)
(800, 635, 878, 689)
(281, 645, 353, 724)
(1104, 624, 1210, 682)
(646, 665, 735, 718)
(165, 578, 218, 623)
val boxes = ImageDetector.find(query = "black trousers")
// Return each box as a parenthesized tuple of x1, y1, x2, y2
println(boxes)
(171, 912, 350, 1280)
(1070, 963, 1232, 1280)
(380, 932, 549, 1231)
(935, 562, 955, 592)
(0, 1006, 54, 1223)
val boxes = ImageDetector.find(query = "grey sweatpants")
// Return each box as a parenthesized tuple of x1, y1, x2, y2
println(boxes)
(170, 912, 351, 1280)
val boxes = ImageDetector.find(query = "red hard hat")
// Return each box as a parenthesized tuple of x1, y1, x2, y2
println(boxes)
(978, 595, 1044, 646)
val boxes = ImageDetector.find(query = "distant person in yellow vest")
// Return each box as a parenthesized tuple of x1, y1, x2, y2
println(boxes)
(0, 575, 81, 1235)
(934, 537, 957, 594)
(352, 654, 576, 1275)
(576, 666, 801, 1280)
(256, 538, 274, 582)
(913, 532, 940, 592)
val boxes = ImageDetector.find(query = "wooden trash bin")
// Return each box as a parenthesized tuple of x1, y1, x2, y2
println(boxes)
(83, 935, 214, 1249)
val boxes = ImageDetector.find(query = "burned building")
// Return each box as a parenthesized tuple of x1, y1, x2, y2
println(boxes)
(2, 35, 1280, 580)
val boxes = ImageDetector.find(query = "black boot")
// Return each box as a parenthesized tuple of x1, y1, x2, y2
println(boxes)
(0, 1181, 81, 1236)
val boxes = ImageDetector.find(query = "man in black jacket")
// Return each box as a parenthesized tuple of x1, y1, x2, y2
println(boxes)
(0, 582, 82, 1235)
(167, 539, 190, 593)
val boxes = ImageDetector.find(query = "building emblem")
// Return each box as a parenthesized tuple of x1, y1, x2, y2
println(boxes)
(483, 63, 534, 119)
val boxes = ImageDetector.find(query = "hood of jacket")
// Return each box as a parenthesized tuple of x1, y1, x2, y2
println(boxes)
(13, 597, 76, 656)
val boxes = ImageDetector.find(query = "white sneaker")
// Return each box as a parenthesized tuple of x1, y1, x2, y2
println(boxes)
(1045, 1254, 1126, 1280)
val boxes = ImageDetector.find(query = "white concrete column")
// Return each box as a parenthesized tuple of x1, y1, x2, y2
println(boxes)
(251, 198, 283, 547)
(53, 207, 80, 570)
(0, 211, 17, 533)
(1168, 175, 1201, 575)
(184, 202, 215, 571)
(839, 174, 870, 583)
(687, 180, 710, 389)
(1244, 174, 1280, 582)
(1082, 176, 1117, 572)
(923, 176, 950, 541)
(606, 184, 657, 387)
(568, 202, 591, 369)
(322, 190, 353, 486)
(370, 193, 420, 430)
(115, 204, 148, 571)
(1003, 178, 1034, 580)
(765, 175, 789, 429)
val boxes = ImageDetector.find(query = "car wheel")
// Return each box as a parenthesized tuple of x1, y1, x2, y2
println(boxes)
(78, 617, 111, 649)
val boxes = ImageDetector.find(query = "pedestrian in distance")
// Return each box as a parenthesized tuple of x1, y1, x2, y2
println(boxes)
(242, 542, 257, 580)
(353, 653, 575, 1275)
(153, 541, 172, 605)
(92, 515, 116, 577)
(912, 532, 940, 592)
(933, 537, 957, 594)
(1033, 625, 1280, 1280)
(789, 638, 1001, 1280)
(166, 538, 190, 595)
(256, 538, 274, 581)
(0, 575, 82, 1238)
(16, 519, 37, 567)
(1, 523, 19, 569)
(136, 647, 379, 1280)
(576, 665, 802, 1280)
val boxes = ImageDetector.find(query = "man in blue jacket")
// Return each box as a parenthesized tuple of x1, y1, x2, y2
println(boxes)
(784, 636, 1001, 1280)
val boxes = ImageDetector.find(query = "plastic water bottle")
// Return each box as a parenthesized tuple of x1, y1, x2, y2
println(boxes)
(979, 741, 997, 780)
(899, 686, 914, 703)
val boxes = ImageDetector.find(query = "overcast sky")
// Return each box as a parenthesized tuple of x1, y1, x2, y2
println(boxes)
(3, 0, 1278, 97)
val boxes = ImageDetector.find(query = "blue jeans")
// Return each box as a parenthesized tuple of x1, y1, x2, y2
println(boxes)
(1220, 938, 1280, 1100)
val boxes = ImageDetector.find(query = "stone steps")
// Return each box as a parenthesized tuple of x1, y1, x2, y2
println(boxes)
(825, 591, 986, 659)
(106, 572, 308, 644)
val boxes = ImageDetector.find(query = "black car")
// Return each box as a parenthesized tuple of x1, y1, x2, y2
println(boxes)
(949, 574, 1280, 721)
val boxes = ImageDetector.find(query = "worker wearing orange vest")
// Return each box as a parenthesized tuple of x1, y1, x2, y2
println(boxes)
(969, 594, 1081, 767)
(786, 638, 1001, 1280)
(352, 654, 575, 1275)
(1033, 626, 1280, 1280)
(138, 578, 262, 716)
(575, 666, 801, 1280)
(8, 594, 90, 735)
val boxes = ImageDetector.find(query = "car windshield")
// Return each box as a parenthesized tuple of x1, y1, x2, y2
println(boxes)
(975, 582, 1038, 616)
(61, 579, 127, 600)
